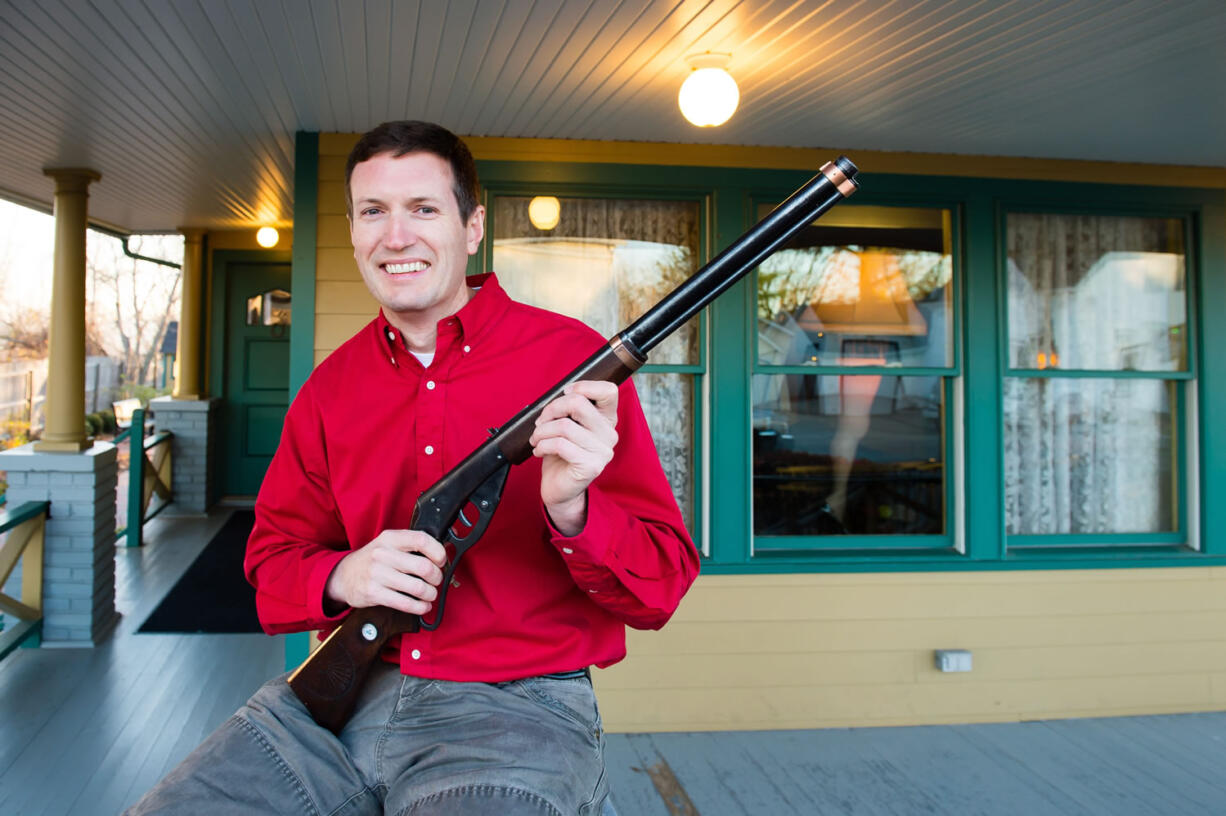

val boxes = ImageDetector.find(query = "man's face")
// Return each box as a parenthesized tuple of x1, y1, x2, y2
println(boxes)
(348, 151, 484, 338)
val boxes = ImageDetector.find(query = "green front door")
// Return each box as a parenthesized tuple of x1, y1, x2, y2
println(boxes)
(222, 260, 291, 496)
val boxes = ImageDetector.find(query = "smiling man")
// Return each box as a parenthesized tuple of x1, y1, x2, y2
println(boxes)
(125, 121, 698, 815)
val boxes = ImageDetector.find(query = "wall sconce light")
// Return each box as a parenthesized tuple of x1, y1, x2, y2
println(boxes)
(256, 226, 279, 248)
(678, 52, 739, 127)
(528, 196, 561, 231)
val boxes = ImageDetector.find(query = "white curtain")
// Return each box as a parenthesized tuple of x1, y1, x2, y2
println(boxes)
(1003, 214, 1183, 535)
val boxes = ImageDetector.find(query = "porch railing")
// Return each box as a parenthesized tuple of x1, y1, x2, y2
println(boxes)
(0, 500, 49, 660)
(118, 408, 174, 548)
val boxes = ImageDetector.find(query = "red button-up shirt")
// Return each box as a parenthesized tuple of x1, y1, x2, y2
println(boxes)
(245, 273, 699, 681)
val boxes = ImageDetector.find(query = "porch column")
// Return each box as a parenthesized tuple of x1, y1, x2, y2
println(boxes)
(36, 168, 100, 453)
(158, 228, 217, 512)
(173, 228, 205, 399)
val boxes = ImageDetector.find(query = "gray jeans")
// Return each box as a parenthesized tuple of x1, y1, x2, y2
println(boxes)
(124, 662, 609, 815)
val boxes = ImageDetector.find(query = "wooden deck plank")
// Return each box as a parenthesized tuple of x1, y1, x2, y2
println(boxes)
(603, 734, 673, 815)
(1040, 716, 1226, 812)
(26, 637, 201, 816)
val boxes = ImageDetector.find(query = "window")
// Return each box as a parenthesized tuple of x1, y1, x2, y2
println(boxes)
(752, 204, 957, 548)
(246, 289, 292, 326)
(1003, 212, 1189, 544)
(490, 195, 704, 531)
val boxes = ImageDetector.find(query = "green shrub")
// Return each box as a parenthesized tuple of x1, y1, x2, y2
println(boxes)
(85, 413, 103, 436)
(98, 409, 117, 434)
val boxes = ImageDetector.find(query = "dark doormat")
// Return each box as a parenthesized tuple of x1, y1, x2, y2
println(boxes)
(138, 510, 262, 633)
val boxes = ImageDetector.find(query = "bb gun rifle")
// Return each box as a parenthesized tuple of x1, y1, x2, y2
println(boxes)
(288, 157, 860, 733)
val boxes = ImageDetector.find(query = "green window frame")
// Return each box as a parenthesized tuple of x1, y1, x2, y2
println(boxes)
(997, 201, 1200, 554)
(747, 191, 964, 557)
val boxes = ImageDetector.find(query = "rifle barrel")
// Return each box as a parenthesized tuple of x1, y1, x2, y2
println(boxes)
(624, 157, 858, 356)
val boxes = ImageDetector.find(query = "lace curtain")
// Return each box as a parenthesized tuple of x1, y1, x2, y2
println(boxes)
(1004, 214, 1184, 535)
(492, 197, 700, 528)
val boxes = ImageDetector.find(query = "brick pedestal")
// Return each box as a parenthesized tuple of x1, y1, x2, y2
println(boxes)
(0, 441, 119, 645)
(150, 396, 219, 513)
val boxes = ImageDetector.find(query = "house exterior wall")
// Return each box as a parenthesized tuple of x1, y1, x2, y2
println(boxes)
(302, 132, 1226, 731)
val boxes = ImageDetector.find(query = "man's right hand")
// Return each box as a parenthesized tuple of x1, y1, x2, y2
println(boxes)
(323, 530, 447, 616)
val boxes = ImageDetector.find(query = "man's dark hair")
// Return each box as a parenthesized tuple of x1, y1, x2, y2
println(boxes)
(345, 121, 480, 221)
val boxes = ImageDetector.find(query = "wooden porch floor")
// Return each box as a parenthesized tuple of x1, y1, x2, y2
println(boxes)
(3, 509, 1226, 815)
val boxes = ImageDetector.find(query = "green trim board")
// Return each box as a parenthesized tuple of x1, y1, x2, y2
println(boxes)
(1195, 198, 1225, 556)
(290, 132, 319, 400)
(284, 131, 319, 672)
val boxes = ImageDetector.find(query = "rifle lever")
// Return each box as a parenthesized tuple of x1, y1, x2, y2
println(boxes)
(418, 460, 510, 631)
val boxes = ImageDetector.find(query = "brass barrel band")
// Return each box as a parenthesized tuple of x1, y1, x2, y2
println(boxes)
(820, 161, 858, 197)
(609, 335, 647, 372)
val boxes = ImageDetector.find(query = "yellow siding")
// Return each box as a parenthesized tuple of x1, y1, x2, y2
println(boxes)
(592, 569, 1226, 732)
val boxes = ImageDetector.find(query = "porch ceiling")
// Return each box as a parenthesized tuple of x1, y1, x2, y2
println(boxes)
(1, 0, 1223, 234)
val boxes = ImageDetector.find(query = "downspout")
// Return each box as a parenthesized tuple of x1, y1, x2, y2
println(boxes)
(90, 224, 182, 270)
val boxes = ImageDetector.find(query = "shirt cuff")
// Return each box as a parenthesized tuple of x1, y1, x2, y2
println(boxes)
(546, 487, 620, 566)
(307, 548, 355, 625)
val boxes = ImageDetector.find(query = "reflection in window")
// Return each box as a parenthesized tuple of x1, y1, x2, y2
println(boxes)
(246, 289, 292, 326)
(757, 205, 953, 367)
(492, 196, 701, 527)
(753, 374, 944, 536)
(1004, 377, 1175, 535)
(493, 197, 699, 365)
(1007, 214, 1185, 371)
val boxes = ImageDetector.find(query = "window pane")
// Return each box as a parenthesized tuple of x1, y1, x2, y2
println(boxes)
(1003, 377, 1176, 534)
(753, 373, 945, 536)
(1006, 213, 1186, 371)
(492, 196, 702, 531)
(756, 205, 953, 367)
(637, 372, 694, 532)
(246, 289, 291, 326)
(492, 197, 700, 365)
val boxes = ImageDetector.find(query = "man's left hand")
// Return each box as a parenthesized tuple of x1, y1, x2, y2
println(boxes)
(528, 380, 619, 537)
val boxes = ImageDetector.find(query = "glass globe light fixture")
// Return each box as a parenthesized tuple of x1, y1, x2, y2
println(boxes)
(678, 53, 739, 127)
(528, 196, 561, 231)
(256, 226, 279, 248)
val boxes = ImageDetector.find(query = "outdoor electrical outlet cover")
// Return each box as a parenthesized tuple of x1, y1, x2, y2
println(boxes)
(934, 649, 973, 672)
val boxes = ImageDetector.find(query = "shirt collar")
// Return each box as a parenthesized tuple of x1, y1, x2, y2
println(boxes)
(374, 272, 510, 357)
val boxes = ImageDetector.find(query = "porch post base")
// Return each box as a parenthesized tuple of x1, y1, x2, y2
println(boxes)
(0, 441, 119, 646)
(150, 396, 220, 513)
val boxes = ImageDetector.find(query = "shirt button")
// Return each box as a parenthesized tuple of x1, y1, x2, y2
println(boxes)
(424, 445, 434, 455)
(588, 589, 599, 594)
(562, 547, 574, 554)
(426, 380, 436, 390)
(411, 649, 421, 660)
(386, 329, 395, 340)
(463, 345, 471, 353)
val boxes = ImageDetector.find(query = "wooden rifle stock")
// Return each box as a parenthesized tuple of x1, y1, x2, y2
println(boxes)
(288, 158, 860, 733)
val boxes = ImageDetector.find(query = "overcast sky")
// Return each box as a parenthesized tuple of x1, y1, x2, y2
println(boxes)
(0, 198, 55, 311)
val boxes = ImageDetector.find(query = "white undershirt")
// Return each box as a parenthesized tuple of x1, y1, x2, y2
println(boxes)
(410, 350, 434, 367)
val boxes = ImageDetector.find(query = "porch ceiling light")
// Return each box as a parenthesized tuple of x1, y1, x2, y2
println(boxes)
(256, 226, 279, 248)
(678, 53, 739, 127)
(528, 196, 561, 231)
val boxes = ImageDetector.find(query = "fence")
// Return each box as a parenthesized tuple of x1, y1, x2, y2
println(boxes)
(0, 357, 123, 438)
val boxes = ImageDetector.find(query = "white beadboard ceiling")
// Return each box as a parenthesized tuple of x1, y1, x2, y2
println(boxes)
(1, 0, 1223, 233)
